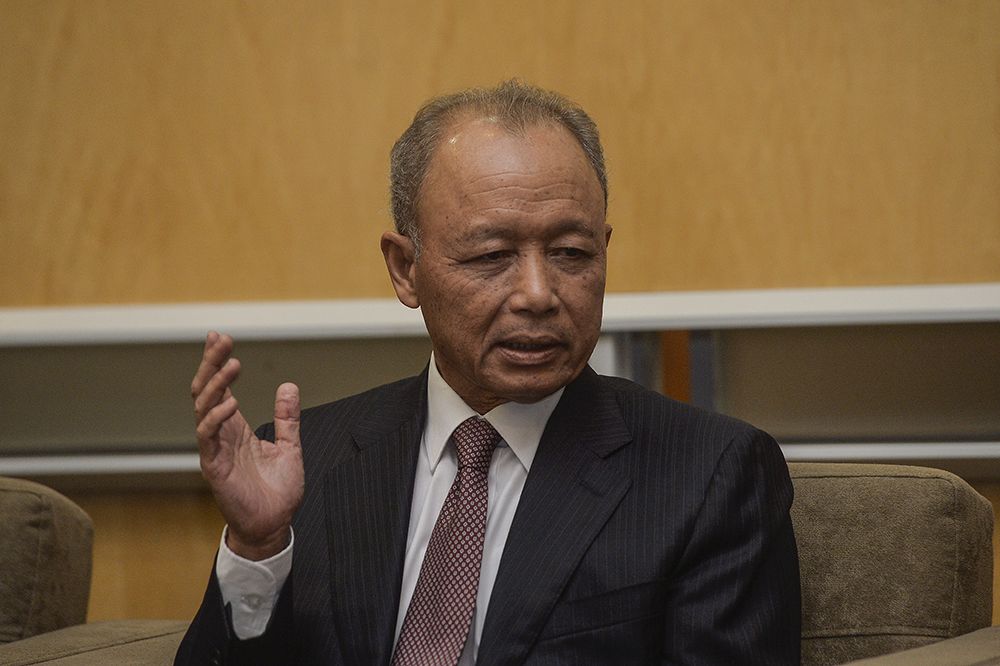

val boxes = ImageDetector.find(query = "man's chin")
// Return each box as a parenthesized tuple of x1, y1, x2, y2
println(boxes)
(487, 368, 581, 404)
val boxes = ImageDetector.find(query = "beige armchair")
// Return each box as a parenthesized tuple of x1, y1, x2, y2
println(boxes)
(792, 463, 997, 665)
(0, 464, 995, 665)
(0, 477, 186, 665)
(0, 476, 92, 644)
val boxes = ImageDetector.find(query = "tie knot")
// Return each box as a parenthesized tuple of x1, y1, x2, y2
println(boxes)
(451, 416, 501, 471)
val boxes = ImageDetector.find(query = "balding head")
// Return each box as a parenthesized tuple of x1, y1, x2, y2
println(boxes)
(389, 80, 608, 253)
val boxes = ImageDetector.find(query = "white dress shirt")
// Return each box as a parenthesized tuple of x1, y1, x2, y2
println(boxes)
(216, 356, 563, 664)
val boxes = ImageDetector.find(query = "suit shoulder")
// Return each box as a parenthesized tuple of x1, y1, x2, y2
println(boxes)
(594, 374, 790, 503)
(598, 374, 759, 436)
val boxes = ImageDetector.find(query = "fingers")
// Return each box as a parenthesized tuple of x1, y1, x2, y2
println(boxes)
(192, 332, 241, 420)
(194, 356, 242, 421)
(273, 382, 301, 449)
(191, 331, 234, 400)
(195, 394, 240, 456)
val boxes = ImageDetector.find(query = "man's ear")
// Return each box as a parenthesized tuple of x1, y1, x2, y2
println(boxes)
(381, 231, 420, 309)
(605, 224, 613, 247)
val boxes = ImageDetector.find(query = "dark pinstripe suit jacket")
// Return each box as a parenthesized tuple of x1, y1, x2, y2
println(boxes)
(176, 366, 801, 665)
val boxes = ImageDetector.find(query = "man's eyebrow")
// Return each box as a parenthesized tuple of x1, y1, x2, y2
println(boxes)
(548, 220, 598, 238)
(460, 219, 597, 243)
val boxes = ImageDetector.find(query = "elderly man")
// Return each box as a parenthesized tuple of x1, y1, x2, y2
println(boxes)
(177, 81, 800, 665)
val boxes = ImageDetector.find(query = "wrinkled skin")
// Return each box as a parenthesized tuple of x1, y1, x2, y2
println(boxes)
(382, 117, 611, 413)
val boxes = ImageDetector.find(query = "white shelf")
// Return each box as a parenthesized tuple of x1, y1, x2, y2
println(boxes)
(5, 442, 999, 477)
(2, 283, 998, 346)
(780, 441, 1000, 461)
(601, 283, 1000, 330)
(0, 453, 202, 476)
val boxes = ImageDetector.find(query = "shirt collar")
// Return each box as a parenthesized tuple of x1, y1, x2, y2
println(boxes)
(424, 353, 564, 474)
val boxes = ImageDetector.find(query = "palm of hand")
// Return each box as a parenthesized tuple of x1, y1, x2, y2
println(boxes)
(205, 412, 304, 549)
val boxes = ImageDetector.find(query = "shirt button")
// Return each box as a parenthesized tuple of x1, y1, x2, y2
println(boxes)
(241, 594, 263, 610)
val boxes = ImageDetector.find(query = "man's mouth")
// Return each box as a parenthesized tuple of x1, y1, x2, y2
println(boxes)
(496, 337, 565, 364)
(503, 340, 556, 351)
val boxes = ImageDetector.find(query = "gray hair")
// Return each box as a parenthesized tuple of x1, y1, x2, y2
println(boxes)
(389, 80, 608, 252)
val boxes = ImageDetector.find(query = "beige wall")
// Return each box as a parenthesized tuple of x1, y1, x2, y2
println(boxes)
(3, 1, 998, 307)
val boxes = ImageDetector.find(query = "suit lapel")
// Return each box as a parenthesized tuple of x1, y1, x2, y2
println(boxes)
(324, 374, 427, 665)
(478, 368, 633, 665)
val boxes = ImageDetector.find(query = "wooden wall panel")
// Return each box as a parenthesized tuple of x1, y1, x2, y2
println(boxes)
(2, 1, 998, 306)
(72, 488, 223, 621)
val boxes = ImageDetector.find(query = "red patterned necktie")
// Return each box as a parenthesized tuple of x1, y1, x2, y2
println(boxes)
(391, 416, 501, 666)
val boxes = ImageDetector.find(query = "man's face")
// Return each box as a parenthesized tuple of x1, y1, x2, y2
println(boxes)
(389, 116, 610, 413)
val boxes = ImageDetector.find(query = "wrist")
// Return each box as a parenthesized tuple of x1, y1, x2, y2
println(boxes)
(225, 525, 291, 561)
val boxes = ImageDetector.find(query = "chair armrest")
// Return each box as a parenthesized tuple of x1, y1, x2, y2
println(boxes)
(0, 477, 93, 641)
(843, 627, 1000, 666)
(0, 620, 187, 665)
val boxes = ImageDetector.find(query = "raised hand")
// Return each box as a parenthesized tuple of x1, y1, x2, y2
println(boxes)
(191, 331, 304, 560)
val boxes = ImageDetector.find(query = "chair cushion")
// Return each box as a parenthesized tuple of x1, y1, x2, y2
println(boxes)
(789, 463, 994, 666)
(0, 478, 93, 643)
(0, 619, 187, 665)
(843, 626, 1000, 665)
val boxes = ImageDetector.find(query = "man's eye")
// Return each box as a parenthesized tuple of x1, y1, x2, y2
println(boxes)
(477, 251, 509, 262)
(554, 247, 588, 259)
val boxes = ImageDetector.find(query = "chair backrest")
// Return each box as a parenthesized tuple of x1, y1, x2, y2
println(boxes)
(0, 477, 93, 643)
(789, 463, 994, 666)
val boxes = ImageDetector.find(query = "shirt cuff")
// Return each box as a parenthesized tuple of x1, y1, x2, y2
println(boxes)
(215, 526, 294, 640)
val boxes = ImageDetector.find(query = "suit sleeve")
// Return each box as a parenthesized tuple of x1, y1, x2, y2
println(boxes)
(173, 563, 295, 665)
(662, 428, 801, 665)
(175, 422, 296, 666)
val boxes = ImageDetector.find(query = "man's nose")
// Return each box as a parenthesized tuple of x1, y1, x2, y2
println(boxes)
(509, 255, 559, 314)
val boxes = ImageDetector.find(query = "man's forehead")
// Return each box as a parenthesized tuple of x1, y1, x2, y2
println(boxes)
(458, 218, 599, 242)
(428, 119, 595, 188)
(413, 114, 605, 234)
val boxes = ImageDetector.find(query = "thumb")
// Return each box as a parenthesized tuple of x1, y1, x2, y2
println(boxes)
(273, 382, 301, 447)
